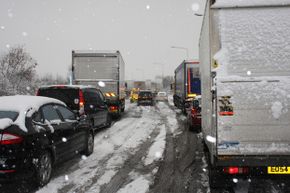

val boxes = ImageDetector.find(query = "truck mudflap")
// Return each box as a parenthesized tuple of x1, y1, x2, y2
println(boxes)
(216, 77, 290, 156)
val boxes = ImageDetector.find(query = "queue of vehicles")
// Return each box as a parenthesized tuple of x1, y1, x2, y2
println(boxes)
(0, 50, 126, 187)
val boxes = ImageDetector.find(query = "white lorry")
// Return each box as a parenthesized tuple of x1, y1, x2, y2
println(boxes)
(199, 0, 290, 189)
(72, 50, 126, 117)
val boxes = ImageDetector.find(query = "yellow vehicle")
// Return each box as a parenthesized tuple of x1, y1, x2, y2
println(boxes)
(130, 88, 139, 103)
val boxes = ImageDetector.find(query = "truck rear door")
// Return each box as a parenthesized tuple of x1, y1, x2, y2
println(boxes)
(216, 77, 290, 156)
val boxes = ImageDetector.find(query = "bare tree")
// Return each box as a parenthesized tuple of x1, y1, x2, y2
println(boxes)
(0, 46, 37, 95)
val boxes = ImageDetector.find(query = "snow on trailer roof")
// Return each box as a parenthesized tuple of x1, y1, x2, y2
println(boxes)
(212, 0, 290, 8)
(72, 50, 120, 57)
(0, 95, 65, 132)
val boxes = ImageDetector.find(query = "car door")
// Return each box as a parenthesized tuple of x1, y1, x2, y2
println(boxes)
(41, 104, 72, 162)
(55, 104, 87, 153)
(96, 90, 108, 125)
(83, 88, 102, 128)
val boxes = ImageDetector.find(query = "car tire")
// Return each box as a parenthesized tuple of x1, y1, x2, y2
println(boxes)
(34, 151, 52, 187)
(106, 114, 112, 127)
(84, 131, 94, 156)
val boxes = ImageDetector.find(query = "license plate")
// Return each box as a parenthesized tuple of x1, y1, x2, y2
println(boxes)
(268, 166, 290, 174)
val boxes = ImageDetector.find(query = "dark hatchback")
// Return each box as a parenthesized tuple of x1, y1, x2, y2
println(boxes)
(137, 90, 154, 106)
(0, 95, 94, 186)
(37, 85, 111, 131)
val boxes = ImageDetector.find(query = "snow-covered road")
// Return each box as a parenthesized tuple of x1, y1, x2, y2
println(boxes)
(36, 100, 178, 193)
(1, 98, 290, 193)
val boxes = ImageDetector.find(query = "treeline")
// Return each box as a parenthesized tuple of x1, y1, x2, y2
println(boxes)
(0, 46, 67, 96)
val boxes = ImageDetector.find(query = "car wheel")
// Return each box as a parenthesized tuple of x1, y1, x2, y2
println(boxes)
(35, 151, 52, 187)
(106, 114, 112, 127)
(84, 132, 94, 156)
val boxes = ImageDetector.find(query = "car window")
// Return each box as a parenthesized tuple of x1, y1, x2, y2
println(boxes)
(158, 92, 166, 96)
(139, 92, 152, 97)
(95, 90, 105, 105)
(55, 105, 76, 121)
(42, 105, 62, 122)
(97, 90, 106, 102)
(0, 111, 18, 121)
(83, 88, 98, 103)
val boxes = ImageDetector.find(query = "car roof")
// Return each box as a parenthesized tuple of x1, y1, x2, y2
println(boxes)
(0, 95, 65, 132)
(39, 85, 97, 90)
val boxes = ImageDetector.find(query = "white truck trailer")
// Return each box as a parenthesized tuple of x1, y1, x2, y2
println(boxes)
(199, 0, 290, 189)
(72, 50, 126, 117)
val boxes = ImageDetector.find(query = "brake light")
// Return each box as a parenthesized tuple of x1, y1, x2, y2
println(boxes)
(110, 106, 118, 111)
(79, 90, 85, 115)
(0, 170, 16, 173)
(0, 133, 23, 145)
(35, 89, 40, 96)
(223, 167, 249, 174)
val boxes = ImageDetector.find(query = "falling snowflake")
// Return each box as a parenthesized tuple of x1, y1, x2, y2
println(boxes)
(6, 44, 10, 49)
(233, 178, 238, 183)
(65, 175, 69, 181)
(26, 86, 31, 91)
(62, 137, 67, 142)
(0, 26, 5, 30)
(81, 155, 87, 160)
(46, 37, 50, 41)
(191, 3, 200, 12)
(146, 5, 150, 10)
(247, 71, 251, 76)
(22, 32, 28, 37)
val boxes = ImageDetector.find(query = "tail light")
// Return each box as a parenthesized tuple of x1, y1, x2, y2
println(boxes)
(35, 89, 40, 96)
(0, 170, 16, 173)
(109, 106, 118, 111)
(223, 167, 249, 175)
(0, 132, 23, 145)
(79, 90, 85, 115)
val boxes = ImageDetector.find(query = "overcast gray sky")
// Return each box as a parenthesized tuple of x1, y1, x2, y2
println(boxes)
(0, 0, 204, 81)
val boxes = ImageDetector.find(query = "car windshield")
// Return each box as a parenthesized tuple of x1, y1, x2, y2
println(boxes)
(158, 92, 166, 96)
(0, 111, 18, 121)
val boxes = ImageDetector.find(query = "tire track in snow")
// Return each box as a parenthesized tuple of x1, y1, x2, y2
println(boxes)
(55, 105, 160, 193)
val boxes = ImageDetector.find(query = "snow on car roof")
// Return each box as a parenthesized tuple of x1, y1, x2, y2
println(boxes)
(0, 95, 65, 132)
(212, 0, 290, 8)
(39, 85, 96, 89)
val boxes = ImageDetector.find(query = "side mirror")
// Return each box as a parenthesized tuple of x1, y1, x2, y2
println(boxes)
(77, 114, 87, 121)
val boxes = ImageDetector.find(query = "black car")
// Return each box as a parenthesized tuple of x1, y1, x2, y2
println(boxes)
(137, 90, 154, 106)
(37, 85, 111, 131)
(0, 95, 94, 186)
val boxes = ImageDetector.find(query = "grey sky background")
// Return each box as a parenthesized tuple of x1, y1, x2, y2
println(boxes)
(0, 0, 204, 80)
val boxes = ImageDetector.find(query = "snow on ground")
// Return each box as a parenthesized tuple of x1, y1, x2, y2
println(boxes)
(116, 175, 151, 193)
(144, 124, 166, 165)
(37, 101, 160, 193)
(157, 102, 179, 134)
(36, 99, 182, 193)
